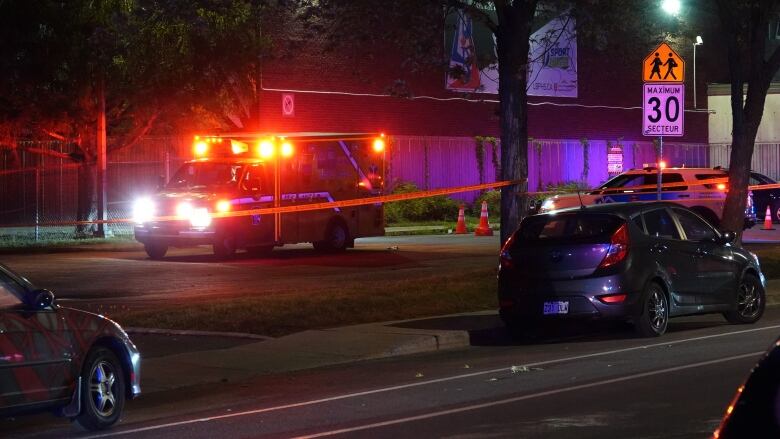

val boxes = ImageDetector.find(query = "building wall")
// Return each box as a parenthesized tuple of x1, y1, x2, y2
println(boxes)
(254, 38, 709, 144)
(708, 83, 780, 144)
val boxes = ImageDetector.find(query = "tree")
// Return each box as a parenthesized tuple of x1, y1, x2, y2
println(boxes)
(0, 0, 284, 234)
(307, 0, 671, 243)
(715, 0, 780, 236)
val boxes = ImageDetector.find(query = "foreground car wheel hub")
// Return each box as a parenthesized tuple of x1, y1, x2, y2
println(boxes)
(738, 283, 759, 318)
(89, 361, 117, 417)
(649, 290, 667, 331)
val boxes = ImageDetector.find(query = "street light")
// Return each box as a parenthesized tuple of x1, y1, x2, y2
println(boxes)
(661, 0, 681, 15)
(693, 35, 703, 109)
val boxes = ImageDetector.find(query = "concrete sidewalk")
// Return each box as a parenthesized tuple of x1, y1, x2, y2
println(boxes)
(139, 312, 492, 393)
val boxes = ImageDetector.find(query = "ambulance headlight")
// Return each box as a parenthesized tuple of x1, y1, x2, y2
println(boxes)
(132, 197, 156, 224)
(176, 201, 194, 219)
(190, 207, 212, 229)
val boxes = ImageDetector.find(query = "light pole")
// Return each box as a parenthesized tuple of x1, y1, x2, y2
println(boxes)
(693, 35, 703, 108)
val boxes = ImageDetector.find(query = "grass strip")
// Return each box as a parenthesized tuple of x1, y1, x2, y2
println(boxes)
(108, 267, 498, 338)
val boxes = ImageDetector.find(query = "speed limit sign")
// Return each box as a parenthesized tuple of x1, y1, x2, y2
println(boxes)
(642, 83, 684, 137)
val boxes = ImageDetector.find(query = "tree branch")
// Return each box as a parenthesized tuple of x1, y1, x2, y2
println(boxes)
(41, 129, 68, 142)
(447, 0, 498, 33)
(0, 143, 73, 160)
(107, 109, 161, 153)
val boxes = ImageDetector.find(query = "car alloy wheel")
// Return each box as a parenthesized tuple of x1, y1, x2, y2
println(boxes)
(635, 282, 669, 337)
(89, 360, 118, 418)
(75, 347, 126, 431)
(737, 282, 761, 319)
(725, 274, 765, 324)
(648, 289, 668, 333)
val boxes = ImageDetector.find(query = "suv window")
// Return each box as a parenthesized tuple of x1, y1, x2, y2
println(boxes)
(750, 173, 775, 185)
(695, 173, 728, 190)
(642, 208, 681, 239)
(673, 208, 717, 242)
(600, 173, 686, 192)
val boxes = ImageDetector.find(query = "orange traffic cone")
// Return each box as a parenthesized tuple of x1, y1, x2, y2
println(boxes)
(763, 205, 775, 230)
(454, 204, 468, 234)
(474, 201, 494, 236)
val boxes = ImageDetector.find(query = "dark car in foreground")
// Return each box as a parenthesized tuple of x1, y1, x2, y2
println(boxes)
(498, 202, 766, 337)
(0, 265, 140, 430)
(713, 338, 780, 438)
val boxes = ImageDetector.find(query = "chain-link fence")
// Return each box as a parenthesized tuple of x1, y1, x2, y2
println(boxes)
(0, 137, 190, 242)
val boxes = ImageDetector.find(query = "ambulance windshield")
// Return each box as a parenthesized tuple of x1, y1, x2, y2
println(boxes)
(167, 162, 244, 191)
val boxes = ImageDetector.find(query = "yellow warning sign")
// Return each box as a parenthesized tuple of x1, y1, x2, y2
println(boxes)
(643, 43, 685, 82)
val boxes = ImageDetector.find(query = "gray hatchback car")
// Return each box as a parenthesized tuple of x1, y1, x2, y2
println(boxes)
(498, 202, 766, 337)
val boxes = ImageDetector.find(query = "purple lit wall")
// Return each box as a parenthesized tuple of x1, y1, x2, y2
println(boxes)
(388, 136, 710, 203)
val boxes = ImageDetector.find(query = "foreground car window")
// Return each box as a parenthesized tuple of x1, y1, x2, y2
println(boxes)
(673, 208, 717, 242)
(518, 214, 623, 243)
(0, 279, 22, 309)
(642, 209, 681, 240)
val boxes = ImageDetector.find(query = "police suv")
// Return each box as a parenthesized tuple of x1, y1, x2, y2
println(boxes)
(537, 167, 757, 228)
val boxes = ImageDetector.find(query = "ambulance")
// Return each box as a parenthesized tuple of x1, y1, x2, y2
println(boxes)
(132, 132, 387, 259)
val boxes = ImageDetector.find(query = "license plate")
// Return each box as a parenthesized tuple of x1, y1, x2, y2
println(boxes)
(543, 301, 569, 315)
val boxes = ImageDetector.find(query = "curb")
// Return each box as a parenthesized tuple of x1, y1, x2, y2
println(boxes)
(125, 327, 273, 341)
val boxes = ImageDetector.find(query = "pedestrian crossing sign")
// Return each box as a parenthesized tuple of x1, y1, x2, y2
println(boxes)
(643, 43, 685, 82)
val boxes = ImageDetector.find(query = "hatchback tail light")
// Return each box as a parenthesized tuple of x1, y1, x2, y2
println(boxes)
(598, 223, 629, 269)
(499, 235, 515, 270)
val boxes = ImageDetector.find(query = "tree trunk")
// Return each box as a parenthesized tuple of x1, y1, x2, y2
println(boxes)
(721, 81, 771, 238)
(75, 160, 97, 237)
(496, 2, 536, 244)
(717, 1, 778, 239)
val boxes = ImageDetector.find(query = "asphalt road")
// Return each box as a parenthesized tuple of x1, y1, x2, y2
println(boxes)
(6, 308, 780, 439)
(0, 235, 499, 307)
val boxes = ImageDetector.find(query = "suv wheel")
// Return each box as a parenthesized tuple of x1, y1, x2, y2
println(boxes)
(144, 243, 168, 260)
(635, 282, 668, 337)
(724, 274, 765, 324)
(213, 235, 236, 259)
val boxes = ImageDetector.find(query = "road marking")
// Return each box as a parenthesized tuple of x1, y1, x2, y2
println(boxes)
(89, 324, 780, 438)
(293, 351, 763, 438)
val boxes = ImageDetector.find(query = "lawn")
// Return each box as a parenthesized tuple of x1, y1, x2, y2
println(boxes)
(109, 267, 498, 338)
(745, 244, 780, 279)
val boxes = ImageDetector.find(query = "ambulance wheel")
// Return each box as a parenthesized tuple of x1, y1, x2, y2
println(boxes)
(213, 236, 236, 259)
(246, 245, 274, 257)
(313, 222, 349, 252)
(144, 243, 168, 260)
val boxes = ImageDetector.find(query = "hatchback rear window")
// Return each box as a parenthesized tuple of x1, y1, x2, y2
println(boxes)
(517, 213, 624, 244)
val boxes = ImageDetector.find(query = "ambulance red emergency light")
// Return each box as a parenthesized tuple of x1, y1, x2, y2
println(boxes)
(132, 132, 387, 259)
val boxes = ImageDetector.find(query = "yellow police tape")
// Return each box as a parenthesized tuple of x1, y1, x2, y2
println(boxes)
(4, 176, 777, 228)
(6, 180, 523, 227)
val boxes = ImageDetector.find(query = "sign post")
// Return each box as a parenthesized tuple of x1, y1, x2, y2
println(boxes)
(642, 42, 685, 200)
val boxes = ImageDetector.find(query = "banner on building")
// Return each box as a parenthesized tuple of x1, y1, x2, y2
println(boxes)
(445, 11, 578, 98)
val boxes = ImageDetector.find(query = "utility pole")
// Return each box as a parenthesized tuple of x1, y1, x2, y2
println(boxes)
(96, 72, 109, 237)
